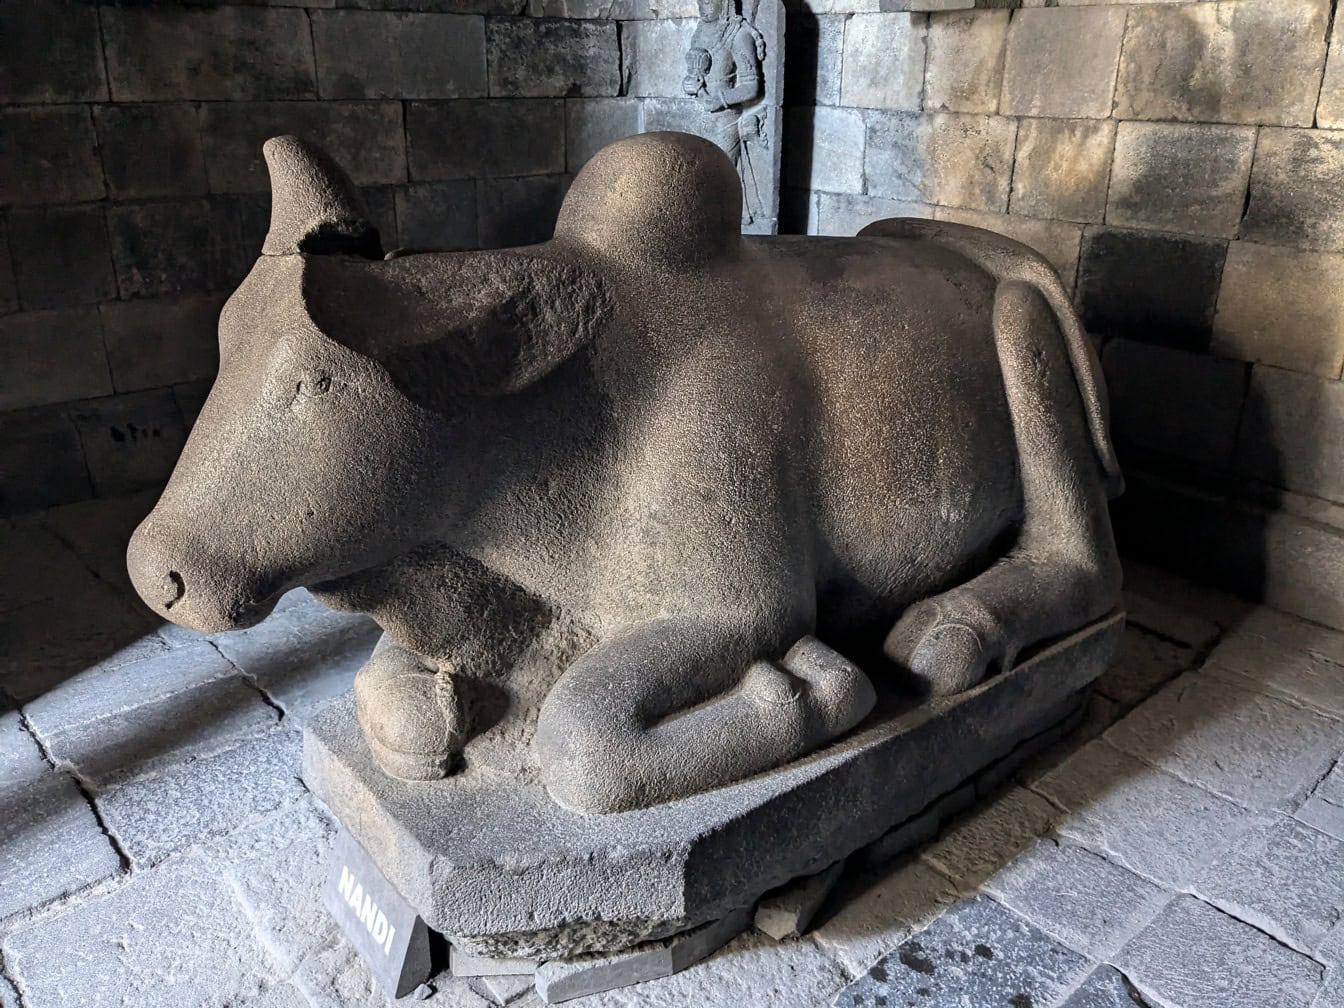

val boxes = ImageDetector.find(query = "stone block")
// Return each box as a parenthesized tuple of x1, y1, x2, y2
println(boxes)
(22, 490, 157, 597)
(620, 19, 698, 98)
(0, 106, 104, 206)
(1061, 966, 1161, 1008)
(7, 206, 117, 311)
(70, 389, 188, 498)
(1101, 338, 1247, 467)
(1194, 815, 1344, 959)
(1122, 591, 1221, 652)
(1115, 895, 1324, 1008)
(865, 111, 1016, 210)
(304, 616, 1122, 958)
(0, 708, 48, 791)
(106, 198, 218, 298)
(1204, 629, 1344, 719)
(1078, 228, 1227, 351)
(1212, 243, 1344, 378)
(487, 18, 618, 98)
(1033, 739, 1262, 888)
(407, 101, 565, 181)
(396, 183, 479, 252)
(813, 192, 931, 238)
(1094, 625, 1194, 708)
(1320, 11, 1344, 128)
(783, 106, 865, 193)
(1000, 7, 1125, 119)
(3, 849, 283, 1006)
(94, 104, 208, 200)
(40, 674, 280, 788)
(99, 730, 307, 870)
(0, 217, 16, 316)
(0, 773, 124, 923)
(452, 949, 537, 978)
(312, 11, 486, 99)
(100, 294, 225, 393)
(1234, 606, 1344, 668)
(833, 895, 1090, 1008)
(1297, 797, 1344, 843)
(477, 175, 568, 249)
(919, 786, 1056, 893)
(839, 13, 927, 111)
(855, 783, 974, 869)
(983, 839, 1169, 959)
(1105, 673, 1341, 813)
(208, 192, 274, 291)
(200, 102, 406, 193)
(535, 907, 749, 1003)
(1108, 122, 1257, 239)
(784, 13, 845, 107)
(474, 974, 533, 1005)
(1238, 364, 1344, 503)
(102, 5, 316, 101)
(0, 509, 98, 613)
(753, 859, 844, 941)
(1242, 128, 1344, 253)
(565, 99, 641, 174)
(0, 403, 92, 513)
(933, 207, 1082, 292)
(0, 1, 106, 103)
(924, 10, 1008, 114)
(1009, 118, 1113, 224)
(0, 308, 111, 412)
(638, 96, 702, 135)
(1115, 0, 1331, 127)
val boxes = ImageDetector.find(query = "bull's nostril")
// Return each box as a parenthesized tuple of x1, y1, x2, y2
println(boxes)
(162, 571, 186, 610)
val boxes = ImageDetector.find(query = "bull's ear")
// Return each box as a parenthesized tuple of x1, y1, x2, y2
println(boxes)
(262, 136, 383, 259)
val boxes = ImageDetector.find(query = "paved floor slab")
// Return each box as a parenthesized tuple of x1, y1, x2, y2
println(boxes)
(920, 787, 1057, 894)
(1205, 630, 1344, 718)
(1060, 965, 1158, 1008)
(1095, 625, 1194, 707)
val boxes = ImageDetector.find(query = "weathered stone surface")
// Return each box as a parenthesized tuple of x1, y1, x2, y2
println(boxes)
(477, 175, 568, 249)
(920, 786, 1056, 893)
(1194, 815, 1344, 959)
(474, 974, 534, 1006)
(1009, 117, 1113, 225)
(3, 850, 282, 1007)
(0, 707, 48, 790)
(839, 12, 927, 110)
(812, 192, 931, 238)
(105, 199, 218, 298)
(201, 102, 405, 193)
(1298, 796, 1344, 843)
(1079, 228, 1228, 350)
(0, 773, 123, 923)
(1204, 629, 1344, 719)
(785, 13, 844, 107)
(1321, 10, 1344, 128)
(451, 950, 537, 978)
(0, 1, 106, 103)
(1122, 590, 1221, 652)
(407, 100, 564, 180)
(487, 18, 618, 98)
(69, 390, 188, 498)
(1108, 122, 1257, 239)
(1000, 6, 1125, 119)
(396, 183, 479, 252)
(1060, 966, 1158, 1008)
(534, 907, 748, 1003)
(1115, 895, 1324, 1008)
(1242, 128, 1344, 253)
(983, 838, 1168, 959)
(1101, 338, 1246, 465)
(833, 895, 1090, 1008)
(783, 106, 865, 194)
(1115, 0, 1330, 127)
(1033, 739, 1262, 887)
(1105, 673, 1341, 813)
(1095, 625, 1194, 708)
(102, 5, 316, 101)
(620, 19, 697, 98)
(100, 294, 225, 393)
(865, 111, 1016, 210)
(19, 489, 156, 596)
(565, 99, 640, 174)
(933, 207, 1082, 292)
(924, 10, 1008, 114)
(8, 207, 116, 311)
(754, 860, 843, 941)
(637, 96, 701, 135)
(0, 308, 111, 412)
(94, 103, 208, 200)
(1235, 608, 1344, 668)
(0, 106, 103, 207)
(312, 11, 486, 99)
(1213, 243, 1344, 379)
(304, 618, 1122, 957)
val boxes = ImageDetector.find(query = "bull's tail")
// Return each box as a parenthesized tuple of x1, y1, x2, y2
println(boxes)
(857, 218, 1124, 498)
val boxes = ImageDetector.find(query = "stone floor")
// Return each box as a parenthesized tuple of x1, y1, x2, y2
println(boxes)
(1, 492, 1341, 1008)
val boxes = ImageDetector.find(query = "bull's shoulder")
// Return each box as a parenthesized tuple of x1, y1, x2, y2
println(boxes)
(553, 132, 744, 271)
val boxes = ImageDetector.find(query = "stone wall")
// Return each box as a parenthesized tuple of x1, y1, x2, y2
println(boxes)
(782, 0, 1344, 628)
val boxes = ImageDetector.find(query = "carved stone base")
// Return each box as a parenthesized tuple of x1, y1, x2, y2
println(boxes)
(302, 611, 1124, 960)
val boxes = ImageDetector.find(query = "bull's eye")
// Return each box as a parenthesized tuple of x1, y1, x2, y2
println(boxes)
(297, 373, 332, 398)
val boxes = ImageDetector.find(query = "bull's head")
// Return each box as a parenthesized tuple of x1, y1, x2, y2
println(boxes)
(127, 136, 610, 633)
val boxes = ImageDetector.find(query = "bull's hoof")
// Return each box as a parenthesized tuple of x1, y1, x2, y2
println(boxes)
(885, 599, 1001, 697)
(780, 636, 877, 739)
(355, 654, 466, 782)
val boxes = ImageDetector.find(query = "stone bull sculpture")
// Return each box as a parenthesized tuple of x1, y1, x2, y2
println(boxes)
(127, 131, 1123, 815)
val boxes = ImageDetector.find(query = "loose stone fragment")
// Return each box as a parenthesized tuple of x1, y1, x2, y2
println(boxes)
(533, 907, 751, 1004)
(451, 948, 538, 978)
(473, 974, 535, 1006)
(754, 860, 844, 941)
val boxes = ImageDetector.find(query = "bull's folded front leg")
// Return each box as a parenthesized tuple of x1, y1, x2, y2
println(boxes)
(534, 615, 876, 814)
(355, 634, 466, 781)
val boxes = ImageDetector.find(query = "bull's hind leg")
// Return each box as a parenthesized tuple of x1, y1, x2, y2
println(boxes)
(885, 280, 1121, 696)
(535, 613, 876, 813)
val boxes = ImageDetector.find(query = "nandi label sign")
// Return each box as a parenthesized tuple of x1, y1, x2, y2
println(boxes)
(322, 829, 431, 997)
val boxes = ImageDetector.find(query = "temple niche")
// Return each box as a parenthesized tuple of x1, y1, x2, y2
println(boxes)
(681, 0, 784, 234)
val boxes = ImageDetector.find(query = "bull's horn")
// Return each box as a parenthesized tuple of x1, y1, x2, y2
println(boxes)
(261, 136, 382, 258)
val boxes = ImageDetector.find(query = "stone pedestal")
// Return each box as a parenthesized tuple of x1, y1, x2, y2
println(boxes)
(302, 611, 1123, 962)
